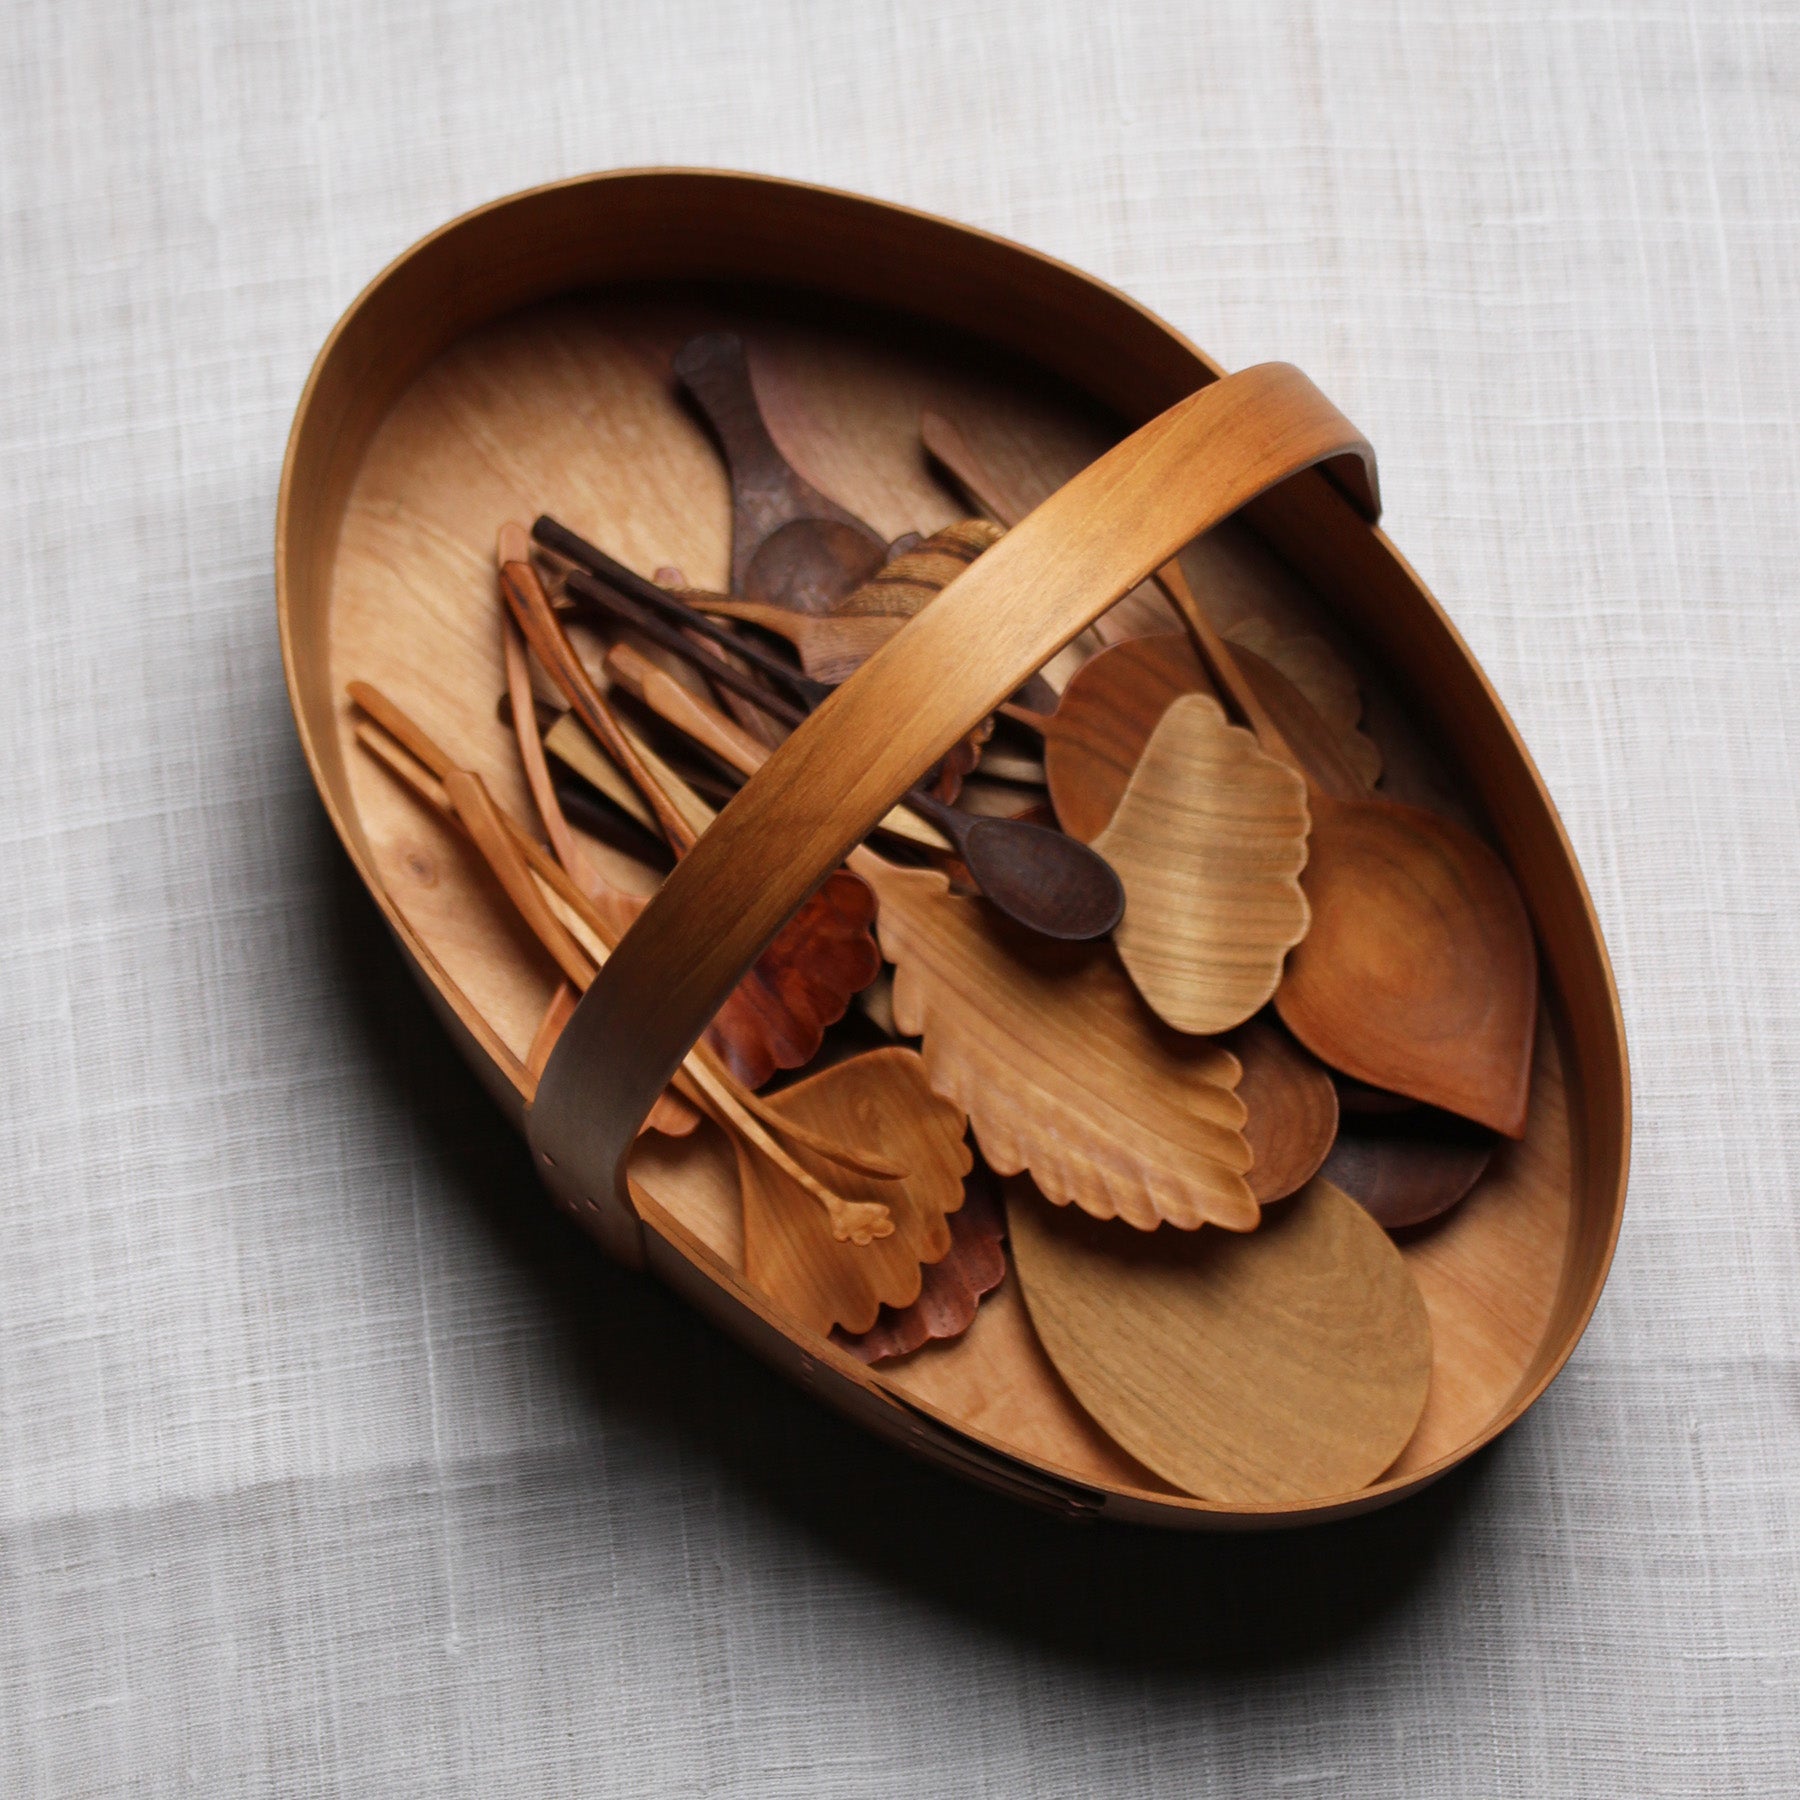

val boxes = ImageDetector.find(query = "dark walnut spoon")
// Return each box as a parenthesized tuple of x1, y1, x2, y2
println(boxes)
(672, 331, 889, 614)
(536, 528, 1124, 942)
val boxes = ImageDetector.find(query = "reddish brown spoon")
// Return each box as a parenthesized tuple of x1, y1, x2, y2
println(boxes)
(673, 331, 888, 614)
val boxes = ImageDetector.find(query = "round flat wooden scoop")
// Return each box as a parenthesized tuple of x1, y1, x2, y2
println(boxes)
(672, 331, 888, 613)
(1006, 1173, 1432, 1504)
(1159, 564, 1538, 1138)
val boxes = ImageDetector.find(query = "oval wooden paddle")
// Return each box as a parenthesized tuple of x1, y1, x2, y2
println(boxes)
(1006, 1173, 1433, 1504)
(672, 331, 888, 613)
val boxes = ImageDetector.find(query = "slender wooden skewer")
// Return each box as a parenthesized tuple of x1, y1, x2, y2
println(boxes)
(503, 614, 604, 898)
(346, 684, 903, 1204)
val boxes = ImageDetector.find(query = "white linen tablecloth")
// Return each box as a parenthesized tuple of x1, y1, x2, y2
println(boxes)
(2, 1, 1796, 1792)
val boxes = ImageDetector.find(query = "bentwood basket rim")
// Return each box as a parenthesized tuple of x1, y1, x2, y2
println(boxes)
(277, 168, 1630, 1527)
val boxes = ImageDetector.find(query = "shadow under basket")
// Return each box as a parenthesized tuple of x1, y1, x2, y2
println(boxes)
(277, 169, 1629, 1528)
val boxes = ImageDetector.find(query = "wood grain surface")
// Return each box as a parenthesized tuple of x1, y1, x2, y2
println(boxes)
(1007, 1173, 1433, 1504)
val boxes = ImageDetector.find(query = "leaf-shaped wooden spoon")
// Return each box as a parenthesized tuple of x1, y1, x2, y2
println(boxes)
(738, 1045, 972, 1338)
(1022, 631, 1377, 841)
(672, 331, 888, 614)
(1091, 692, 1312, 1035)
(1159, 560, 1539, 1137)
(607, 654, 1258, 1233)
(831, 1161, 1007, 1362)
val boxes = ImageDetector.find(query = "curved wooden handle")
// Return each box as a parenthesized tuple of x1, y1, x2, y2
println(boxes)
(528, 362, 1379, 1246)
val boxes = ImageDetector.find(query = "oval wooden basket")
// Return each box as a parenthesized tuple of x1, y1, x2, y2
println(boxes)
(278, 169, 1629, 1528)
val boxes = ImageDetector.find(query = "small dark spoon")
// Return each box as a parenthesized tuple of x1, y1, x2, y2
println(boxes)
(1321, 1107, 1498, 1230)
(672, 331, 889, 613)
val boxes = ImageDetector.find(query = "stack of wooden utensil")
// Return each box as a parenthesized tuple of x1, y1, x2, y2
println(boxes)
(348, 331, 1541, 1506)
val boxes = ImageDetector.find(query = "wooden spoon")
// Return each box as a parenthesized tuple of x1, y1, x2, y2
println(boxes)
(1090, 692, 1312, 1035)
(832, 1162, 1007, 1362)
(1006, 1173, 1432, 1504)
(1320, 1107, 1497, 1230)
(672, 331, 888, 613)
(1224, 1014, 1340, 1203)
(607, 651, 1259, 1233)
(736, 1044, 972, 1338)
(1160, 559, 1538, 1137)
(1019, 630, 1377, 840)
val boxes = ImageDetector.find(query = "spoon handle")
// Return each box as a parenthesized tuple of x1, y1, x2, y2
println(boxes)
(558, 568, 806, 723)
(920, 421, 1310, 783)
(1151, 559, 1306, 778)
(673, 332, 860, 586)
(603, 641, 952, 854)
(920, 410, 1024, 528)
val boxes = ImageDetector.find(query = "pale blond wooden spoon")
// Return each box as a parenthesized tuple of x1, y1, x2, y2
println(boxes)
(1091, 691, 1312, 1036)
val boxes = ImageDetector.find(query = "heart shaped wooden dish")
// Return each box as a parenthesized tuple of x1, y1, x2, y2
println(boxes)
(278, 170, 1628, 1527)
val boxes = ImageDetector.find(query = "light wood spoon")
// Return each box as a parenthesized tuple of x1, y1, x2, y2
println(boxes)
(1006, 1172, 1432, 1504)
(1091, 691, 1312, 1036)
(672, 331, 888, 614)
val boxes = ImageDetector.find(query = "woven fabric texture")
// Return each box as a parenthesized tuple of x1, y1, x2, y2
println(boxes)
(2, 1, 1796, 1793)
